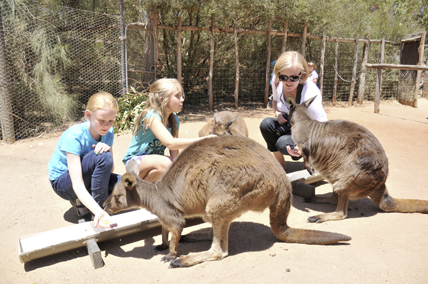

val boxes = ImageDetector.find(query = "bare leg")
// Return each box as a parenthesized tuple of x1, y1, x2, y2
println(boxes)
(138, 155, 172, 182)
(273, 151, 286, 171)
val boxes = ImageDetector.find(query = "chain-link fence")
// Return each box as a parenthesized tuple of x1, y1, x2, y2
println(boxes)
(0, 2, 410, 142)
(0, 1, 122, 142)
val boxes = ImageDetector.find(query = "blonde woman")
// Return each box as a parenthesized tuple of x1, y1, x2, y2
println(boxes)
(48, 92, 120, 228)
(308, 61, 318, 84)
(123, 78, 214, 182)
(259, 52, 327, 171)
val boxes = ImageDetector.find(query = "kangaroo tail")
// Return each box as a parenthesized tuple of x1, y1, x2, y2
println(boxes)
(370, 184, 428, 213)
(272, 226, 351, 245)
(380, 198, 428, 213)
(269, 191, 350, 245)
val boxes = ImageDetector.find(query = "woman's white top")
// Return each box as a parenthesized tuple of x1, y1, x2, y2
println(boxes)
(309, 70, 319, 82)
(272, 75, 328, 122)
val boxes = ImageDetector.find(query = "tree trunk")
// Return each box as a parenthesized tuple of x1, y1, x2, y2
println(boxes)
(349, 34, 359, 106)
(264, 21, 272, 107)
(234, 22, 239, 109)
(208, 14, 214, 111)
(0, 6, 15, 144)
(176, 17, 182, 84)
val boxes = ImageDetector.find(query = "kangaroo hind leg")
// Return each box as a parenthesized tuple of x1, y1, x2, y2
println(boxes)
(169, 220, 232, 268)
(308, 192, 349, 223)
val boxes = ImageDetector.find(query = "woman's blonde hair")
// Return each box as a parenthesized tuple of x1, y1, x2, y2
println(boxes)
(273, 51, 309, 84)
(86, 92, 118, 114)
(133, 78, 183, 137)
(308, 61, 317, 70)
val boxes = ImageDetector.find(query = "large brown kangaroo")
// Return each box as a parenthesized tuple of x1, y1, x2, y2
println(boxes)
(103, 136, 350, 268)
(286, 95, 428, 223)
(198, 111, 248, 137)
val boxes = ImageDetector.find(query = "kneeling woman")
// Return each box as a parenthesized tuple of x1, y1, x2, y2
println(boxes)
(260, 51, 328, 171)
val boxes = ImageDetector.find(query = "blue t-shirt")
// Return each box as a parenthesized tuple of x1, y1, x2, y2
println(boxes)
(122, 110, 179, 164)
(48, 122, 115, 181)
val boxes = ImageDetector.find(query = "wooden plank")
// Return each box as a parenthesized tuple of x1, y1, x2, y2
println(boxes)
(18, 209, 159, 263)
(365, 64, 428, 71)
(374, 68, 381, 113)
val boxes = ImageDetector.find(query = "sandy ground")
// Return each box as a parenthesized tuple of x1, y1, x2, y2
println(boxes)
(1, 98, 428, 284)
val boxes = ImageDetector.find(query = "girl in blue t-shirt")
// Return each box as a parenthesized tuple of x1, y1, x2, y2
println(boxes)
(48, 92, 119, 228)
(123, 78, 214, 182)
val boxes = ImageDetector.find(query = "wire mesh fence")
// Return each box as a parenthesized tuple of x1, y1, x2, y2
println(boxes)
(0, 1, 412, 142)
(0, 1, 122, 142)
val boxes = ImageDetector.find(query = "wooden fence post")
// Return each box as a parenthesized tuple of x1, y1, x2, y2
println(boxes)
(0, 7, 15, 144)
(357, 27, 370, 103)
(374, 67, 381, 113)
(332, 32, 339, 106)
(234, 21, 239, 108)
(379, 36, 385, 96)
(301, 24, 307, 57)
(208, 14, 215, 111)
(349, 34, 360, 106)
(176, 16, 182, 84)
(414, 31, 426, 108)
(281, 20, 288, 53)
(319, 29, 326, 95)
(264, 21, 272, 107)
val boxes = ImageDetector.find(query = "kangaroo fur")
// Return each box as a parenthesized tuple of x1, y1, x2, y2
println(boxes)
(104, 136, 350, 268)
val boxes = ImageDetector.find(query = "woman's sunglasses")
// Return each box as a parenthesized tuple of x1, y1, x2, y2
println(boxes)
(278, 72, 301, 82)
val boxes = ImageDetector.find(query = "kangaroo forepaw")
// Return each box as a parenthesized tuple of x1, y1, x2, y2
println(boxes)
(154, 244, 169, 251)
(161, 253, 176, 263)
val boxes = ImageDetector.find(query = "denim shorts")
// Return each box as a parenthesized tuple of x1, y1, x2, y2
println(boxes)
(125, 154, 147, 166)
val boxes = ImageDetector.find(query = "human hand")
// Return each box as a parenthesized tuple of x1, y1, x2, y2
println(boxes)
(94, 210, 114, 229)
(92, 143, 111, 155)
(287, 145, 301, 157)
(276, 112, 287, 124)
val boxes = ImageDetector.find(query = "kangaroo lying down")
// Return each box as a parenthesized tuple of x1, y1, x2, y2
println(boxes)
(103, 136, 350, 268)
(286, 96, 428, 223)
(198, 111, 248, 137)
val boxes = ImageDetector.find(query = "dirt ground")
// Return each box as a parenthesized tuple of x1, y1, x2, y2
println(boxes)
(1, 98, 428, 284)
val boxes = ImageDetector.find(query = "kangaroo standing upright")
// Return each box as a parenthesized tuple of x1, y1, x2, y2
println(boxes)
(286, 96, 428, 223)
(104, 136, 350, 268)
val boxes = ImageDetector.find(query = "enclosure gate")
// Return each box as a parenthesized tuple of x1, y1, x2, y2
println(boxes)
(398, 32, 426, 107)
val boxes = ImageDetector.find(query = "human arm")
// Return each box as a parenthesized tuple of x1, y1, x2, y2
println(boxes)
(66, 152, 112, 228)
(273, 99, 288, 125)
(148, 116, 213, 151)
(313, 78, 318, 84)
(286, 145, 301, 157)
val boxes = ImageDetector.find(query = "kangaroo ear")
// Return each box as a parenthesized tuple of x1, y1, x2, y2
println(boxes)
(303, 96, 316, 108)
(126, 160, 139, 176)
(213, 112, 221, 124)
(121, 173, 136, 191)
(285, 96, 296, 109)
(226, 115, 238, 128)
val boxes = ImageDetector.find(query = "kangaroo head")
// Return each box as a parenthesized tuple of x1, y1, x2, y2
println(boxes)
(285, 95, 316, 126)
(210, 112, 238, 136)
(103, 160, 139, 213)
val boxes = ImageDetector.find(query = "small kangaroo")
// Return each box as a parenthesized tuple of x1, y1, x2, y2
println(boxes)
(286, 95, 428, 223)
(103, 136, 350, 268)
(198, 111, 248, 137)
